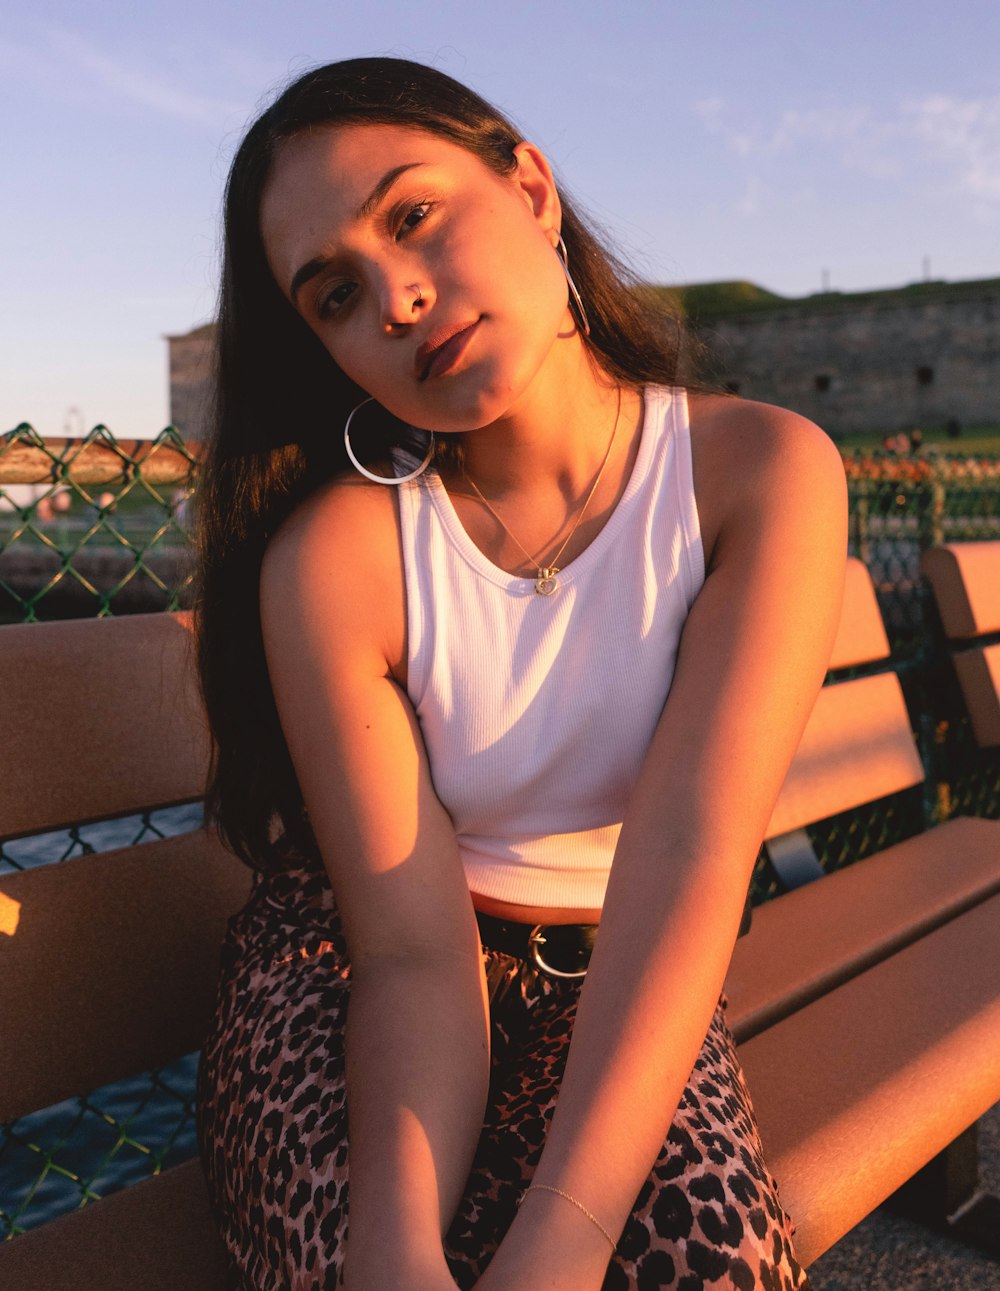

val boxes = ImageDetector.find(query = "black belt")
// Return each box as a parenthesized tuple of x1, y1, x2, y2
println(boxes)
(475, 911, 598, 979)
(475, 891, 753, 982)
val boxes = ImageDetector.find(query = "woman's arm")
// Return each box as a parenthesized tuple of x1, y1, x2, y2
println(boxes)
(260, 480, 490, 1290)
(477, 401, 849, 1290)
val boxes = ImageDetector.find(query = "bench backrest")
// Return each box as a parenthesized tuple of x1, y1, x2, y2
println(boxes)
(764, 556, 924, 839)
(921, 541, 1000, 748)
(1, 612, 208, 839)
(0, 612, 251, 1124)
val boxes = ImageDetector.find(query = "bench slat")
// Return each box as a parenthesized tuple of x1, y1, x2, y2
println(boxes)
(765, 671, 924, 839)
(827, 557, 891, 669)
(921, 542, 1000, 638)
(725, 813, 1000, 1042)
(0, 831, 251, 1123)
(0, 1159, 227, 1291)
(741, 891, 1000, 1267)
(0, 612, 209, 840)
(954, 643, 1000, 748)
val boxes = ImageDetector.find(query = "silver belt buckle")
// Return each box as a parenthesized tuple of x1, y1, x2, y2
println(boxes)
(528, 924, 589, 979)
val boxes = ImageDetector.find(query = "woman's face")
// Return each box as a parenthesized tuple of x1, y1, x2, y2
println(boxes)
(260, 123, 575, 433)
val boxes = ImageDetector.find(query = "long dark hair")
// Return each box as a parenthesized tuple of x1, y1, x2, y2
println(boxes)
(196, 56, 701, 869)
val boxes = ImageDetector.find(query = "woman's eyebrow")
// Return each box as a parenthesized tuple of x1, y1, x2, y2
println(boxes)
(288, 161, 427, 305)
(357, 161, 427, 218)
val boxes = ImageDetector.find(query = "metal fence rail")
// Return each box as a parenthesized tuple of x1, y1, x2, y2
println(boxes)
(1, 426, 998, 1240)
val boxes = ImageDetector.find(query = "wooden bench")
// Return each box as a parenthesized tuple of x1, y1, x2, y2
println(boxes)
(723, 549, 1000, 1263)
(0, 613, 247, 1289)
(1, 553, 998, 1286)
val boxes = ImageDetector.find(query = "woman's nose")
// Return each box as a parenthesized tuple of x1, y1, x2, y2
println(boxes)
(381, 280, 428, 332)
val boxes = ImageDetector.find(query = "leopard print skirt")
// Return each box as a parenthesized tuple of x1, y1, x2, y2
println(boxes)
(197, 863, 813, 1291)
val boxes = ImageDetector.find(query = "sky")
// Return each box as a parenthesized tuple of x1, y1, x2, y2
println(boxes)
(2, 0, 999, 437)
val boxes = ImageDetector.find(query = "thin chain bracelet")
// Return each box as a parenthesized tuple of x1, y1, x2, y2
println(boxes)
(519, 1183, 617, 1251)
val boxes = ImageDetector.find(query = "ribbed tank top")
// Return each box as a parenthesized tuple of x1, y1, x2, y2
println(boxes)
(396, 385, 705, 909)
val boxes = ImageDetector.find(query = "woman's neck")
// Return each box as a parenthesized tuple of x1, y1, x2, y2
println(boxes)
(437, 344, 646, 580)
(452, 343, 629, 500)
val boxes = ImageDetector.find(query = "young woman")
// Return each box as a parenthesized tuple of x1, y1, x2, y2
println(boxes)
(195, 57, 846, 1291)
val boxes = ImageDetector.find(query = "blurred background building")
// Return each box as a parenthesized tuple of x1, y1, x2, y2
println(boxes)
(168, 275, 1000, 440)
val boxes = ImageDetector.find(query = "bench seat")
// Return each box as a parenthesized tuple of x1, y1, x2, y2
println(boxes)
(742, 891, 1000, 1267)
(725, 812, 1000, 1043)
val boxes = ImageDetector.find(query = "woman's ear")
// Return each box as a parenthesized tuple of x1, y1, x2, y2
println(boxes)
(511, 141, 562, 241)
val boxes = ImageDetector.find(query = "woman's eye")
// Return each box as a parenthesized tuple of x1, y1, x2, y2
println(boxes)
(318, 281, 357, 319)
(397, 203, 431, 238)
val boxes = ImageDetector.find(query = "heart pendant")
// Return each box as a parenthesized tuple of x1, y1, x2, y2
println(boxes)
(535, 569, 559, 596)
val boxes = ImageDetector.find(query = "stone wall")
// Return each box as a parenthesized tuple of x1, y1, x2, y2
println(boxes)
(694, 284, 1000, 436)
(169, 278, 1000, 440)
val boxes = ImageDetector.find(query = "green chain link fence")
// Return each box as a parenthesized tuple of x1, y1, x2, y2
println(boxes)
(1, 426, 998, 1240)
(0, 423, 199, 625)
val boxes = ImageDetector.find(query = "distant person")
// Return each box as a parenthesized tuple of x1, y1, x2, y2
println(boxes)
(171, 488, 188, 526)
(908, 427, 924, 453)
(195, 58, 843, 1291)
(946, 417, 962, 439)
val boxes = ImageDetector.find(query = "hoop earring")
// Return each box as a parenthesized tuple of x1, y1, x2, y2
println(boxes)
(343, 397, 435, 485)
(556, 234, 591, 337)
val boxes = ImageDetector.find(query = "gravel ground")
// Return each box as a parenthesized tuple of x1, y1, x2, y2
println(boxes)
(807, 1101, 1000, 1289)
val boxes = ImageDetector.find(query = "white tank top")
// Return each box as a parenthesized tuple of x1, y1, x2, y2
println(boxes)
(396, 385, 705, 909)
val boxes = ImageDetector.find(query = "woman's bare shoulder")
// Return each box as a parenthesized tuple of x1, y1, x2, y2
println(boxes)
(265, 471, 398, 561)
(686, 391, 841, 470)
(261, 472, 407, 673)
(685, 392, 845, 565)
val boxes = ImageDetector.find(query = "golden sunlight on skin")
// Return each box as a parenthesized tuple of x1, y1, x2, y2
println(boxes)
(471, 890, 603, 925)
(0, 892, 21, 937)
(259, 124, 577, 443)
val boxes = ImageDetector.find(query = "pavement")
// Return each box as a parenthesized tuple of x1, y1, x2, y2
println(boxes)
(807, 1100, 1000, 1289)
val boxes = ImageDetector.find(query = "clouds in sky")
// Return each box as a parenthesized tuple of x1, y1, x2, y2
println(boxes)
(1, 23, 246, 129)
(694, 92, 1000, 216)
(909, 93, 1000, 206)
(49, 27, 244, 126)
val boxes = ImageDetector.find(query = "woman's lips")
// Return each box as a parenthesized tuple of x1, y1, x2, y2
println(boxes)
(416, 319, 481, 382)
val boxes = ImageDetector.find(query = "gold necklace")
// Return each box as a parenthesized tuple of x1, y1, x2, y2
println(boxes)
(461, 390, 622, 597)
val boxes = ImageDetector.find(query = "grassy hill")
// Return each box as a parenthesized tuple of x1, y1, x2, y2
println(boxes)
(651, 276, 1000, 321)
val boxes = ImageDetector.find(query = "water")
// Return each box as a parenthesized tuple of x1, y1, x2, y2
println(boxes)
(1, 804, 210, 1238)
(0, 801, 205, 875)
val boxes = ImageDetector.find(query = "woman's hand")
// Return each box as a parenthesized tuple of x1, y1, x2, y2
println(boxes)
(472, 1252, 609, 1291)
(343, 1245, 461, 1291)
(469, 1190, 615, 1291)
